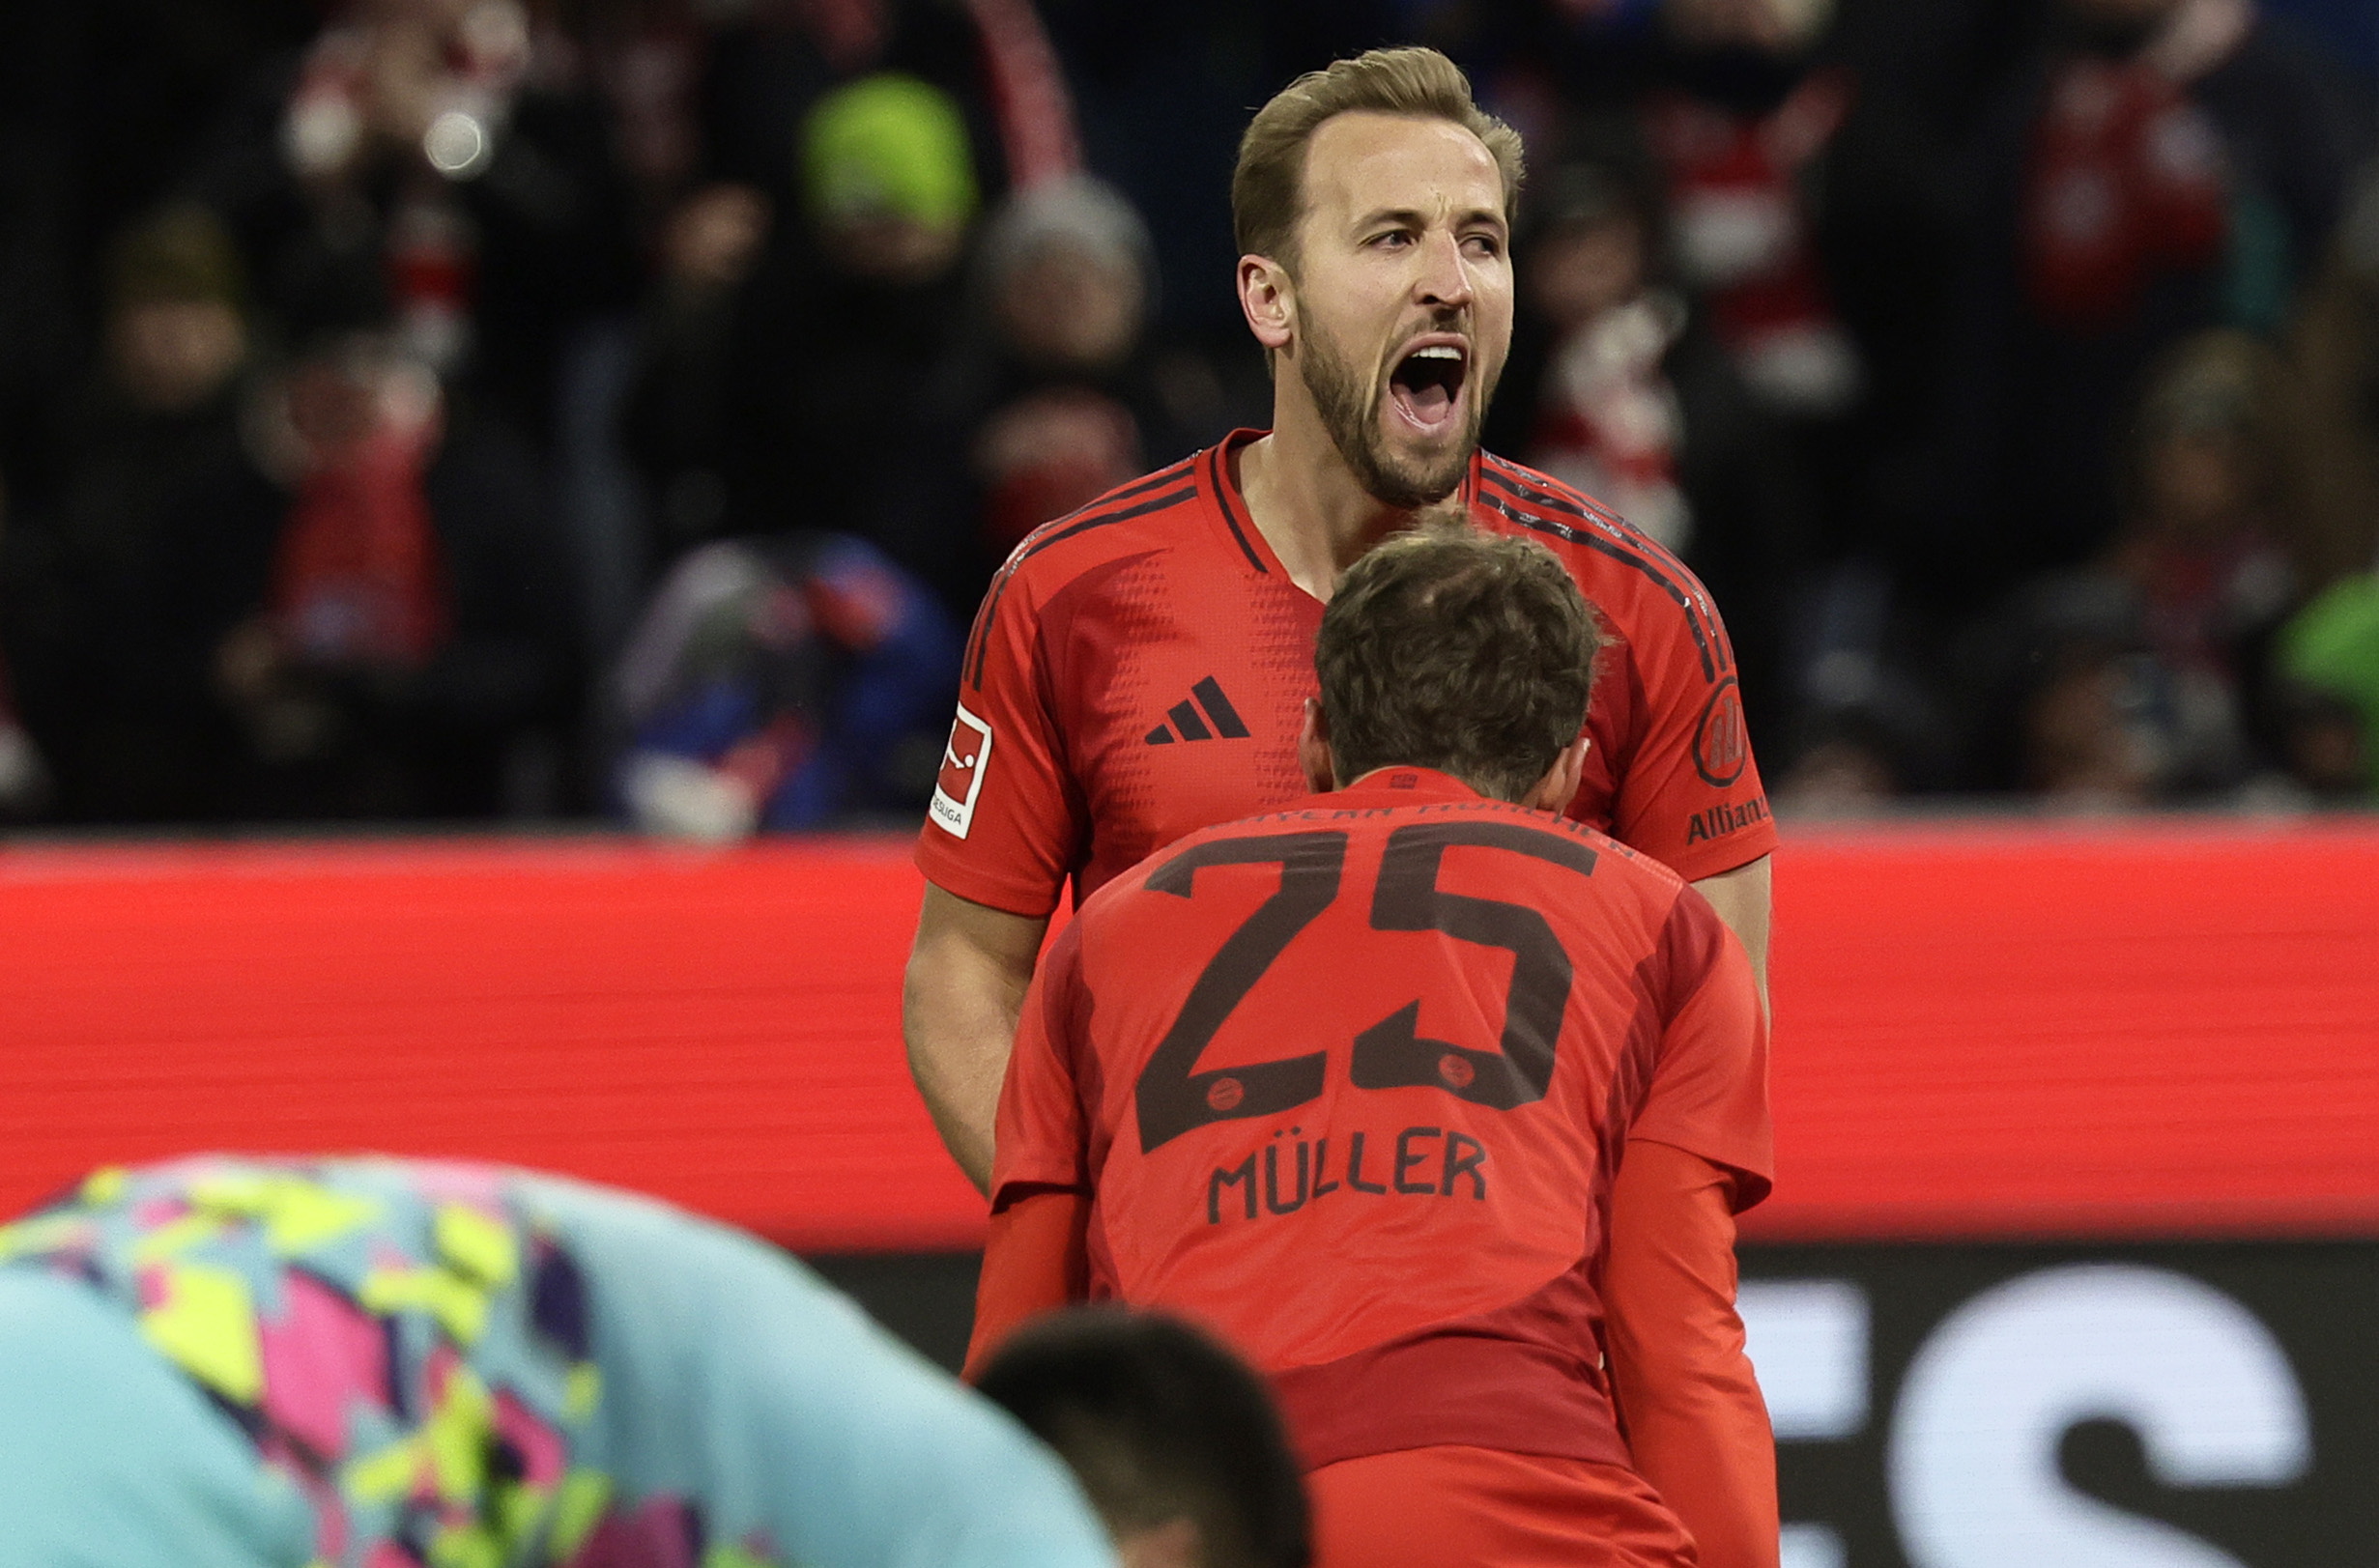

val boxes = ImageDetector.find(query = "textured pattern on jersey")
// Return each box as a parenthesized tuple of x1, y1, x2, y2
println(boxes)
(966, 458, 1199, 690)
(1060, 552, 1176, 825)
(919, 432, 1777, 917)
(1247, 573, 1319, 805)
(1476, 456, 1728, 684)
(0, 1159, 783, 1568)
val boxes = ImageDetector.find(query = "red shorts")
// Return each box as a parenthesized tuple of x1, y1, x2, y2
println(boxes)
(1308, 1445, 1698, 1568)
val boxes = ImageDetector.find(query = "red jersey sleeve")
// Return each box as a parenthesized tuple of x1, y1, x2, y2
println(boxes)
(1606, 580, 1777, 884)
(914, 559, 1084, 918)
(1630, 887, 1773, 1209)
(1604, 1139, 1779, 1568)
(990, 920, 1093, 1207)
(964, 1188, 1090, 1380)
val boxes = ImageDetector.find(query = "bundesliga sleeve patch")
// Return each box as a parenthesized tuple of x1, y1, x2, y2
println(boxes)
(929, 700, 994, 839)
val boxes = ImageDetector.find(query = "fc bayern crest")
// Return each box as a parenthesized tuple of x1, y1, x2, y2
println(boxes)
(1692, 678, 1748, 788)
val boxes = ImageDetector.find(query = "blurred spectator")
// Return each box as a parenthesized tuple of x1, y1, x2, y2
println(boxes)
(0, 478, 47, 821)
(0, 2, 321, 523)
(1485, 157, 1811, 755)
(2287, 159, 2379, 591)
(99, 214, 254, 420)
(2278, 156, 2379, 799)
(622, 176, 773, 559)
(1765, 554, 1964, 810)
(626, 71, 983, 613)
(1495, 163, 1695, 551)
(210, 322, 573, 820)
(804, 71, 980, 286)
(9, 208, 265, 822)
(565, 0, 714, 227)
(1768, 720, 1903, 815)
(21, 263, 571, 826)
(1968, 329, 2309, 803)
(1925, 0, 2370, 614)
(1646, 0, 1861, 421)
(942, 174, 1218, 587)
(193, 0, 641, 450)
(696, 0, 1008, 206)
(612, 530, 958, 840)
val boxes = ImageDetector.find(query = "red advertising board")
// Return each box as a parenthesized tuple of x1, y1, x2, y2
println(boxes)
(4, 822, 2375, 1249)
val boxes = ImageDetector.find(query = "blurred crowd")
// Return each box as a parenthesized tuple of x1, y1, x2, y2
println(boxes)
(1, 0, 2377, 835)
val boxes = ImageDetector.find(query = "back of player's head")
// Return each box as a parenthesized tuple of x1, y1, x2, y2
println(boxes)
(1233, 46, 1524, 273)
(973, 1308, 1309, 1568)
(1317, 524, 1601, 803)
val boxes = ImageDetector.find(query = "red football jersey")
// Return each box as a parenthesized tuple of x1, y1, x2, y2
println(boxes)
(992, 769, 1772, 1470)
(916, 432, 1776, 916)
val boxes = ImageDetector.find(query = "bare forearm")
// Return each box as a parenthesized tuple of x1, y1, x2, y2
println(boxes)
(1691, 855, 1771, 1006)
(902, 982, 1011, 1193)
(902, 886, 1047, 1193)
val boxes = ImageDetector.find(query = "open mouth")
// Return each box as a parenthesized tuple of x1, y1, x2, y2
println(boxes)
(1388, 342, 1468, 435)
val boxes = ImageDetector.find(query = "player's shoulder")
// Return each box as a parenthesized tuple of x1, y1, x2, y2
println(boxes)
(1469, 452, 1685, 576)
(1068, 791, 1347, 929)
(1446, 802, 1705, 965)
(1468, 452, 1728, 655)
(1104, 790, 1691, 898)
(1442, 793, 1691, 899)
(984, 453, 1211, 600)
(1375, 795, 1701, 939)
(958, 453, 1215, 686)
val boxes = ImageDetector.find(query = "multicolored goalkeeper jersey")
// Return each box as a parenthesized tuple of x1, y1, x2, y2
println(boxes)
(0, 1157, 1114, 1568)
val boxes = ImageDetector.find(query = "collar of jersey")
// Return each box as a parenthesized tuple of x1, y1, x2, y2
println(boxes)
(1326, 765, 1490, 808)
(1205, 429, 1286, 578)
(1205, 430, 1489, 582)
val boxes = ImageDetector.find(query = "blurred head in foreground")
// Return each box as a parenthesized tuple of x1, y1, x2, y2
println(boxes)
(0, 1157, 1117, 1568)
(975, 1308, 1311, 1568)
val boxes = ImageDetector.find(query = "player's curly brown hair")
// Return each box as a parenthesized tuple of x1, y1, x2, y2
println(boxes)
(1316, 523, 1601, 803)
(1232, 45, 1525, 274)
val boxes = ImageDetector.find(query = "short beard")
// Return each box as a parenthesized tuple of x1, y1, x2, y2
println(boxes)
(1298, 317, 1483, 511)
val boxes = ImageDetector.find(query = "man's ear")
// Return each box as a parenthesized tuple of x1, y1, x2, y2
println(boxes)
(1297, 698, 1337, 793)
(1521, 734, 1591, 813)
(1238, 254, 1295, 356)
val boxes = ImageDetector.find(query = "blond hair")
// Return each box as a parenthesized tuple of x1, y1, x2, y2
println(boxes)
(1232, 46, 1525, 272)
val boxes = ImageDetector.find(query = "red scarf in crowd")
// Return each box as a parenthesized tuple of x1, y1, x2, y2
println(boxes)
(271, 399, 450, 670)
(2022, 56, 2229, 327)
(1527, 294, 1693, 554)
(1646, 70, 1857, 413)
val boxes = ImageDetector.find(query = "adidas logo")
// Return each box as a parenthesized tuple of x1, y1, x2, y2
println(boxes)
(1145, 676, 1251, 745)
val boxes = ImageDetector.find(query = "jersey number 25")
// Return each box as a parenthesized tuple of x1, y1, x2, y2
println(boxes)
(1134, 823, 1598, 1153)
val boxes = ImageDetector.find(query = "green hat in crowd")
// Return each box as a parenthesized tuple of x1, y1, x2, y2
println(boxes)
(2280, 574, 2379, 796)
(803, 73, 979, 234)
